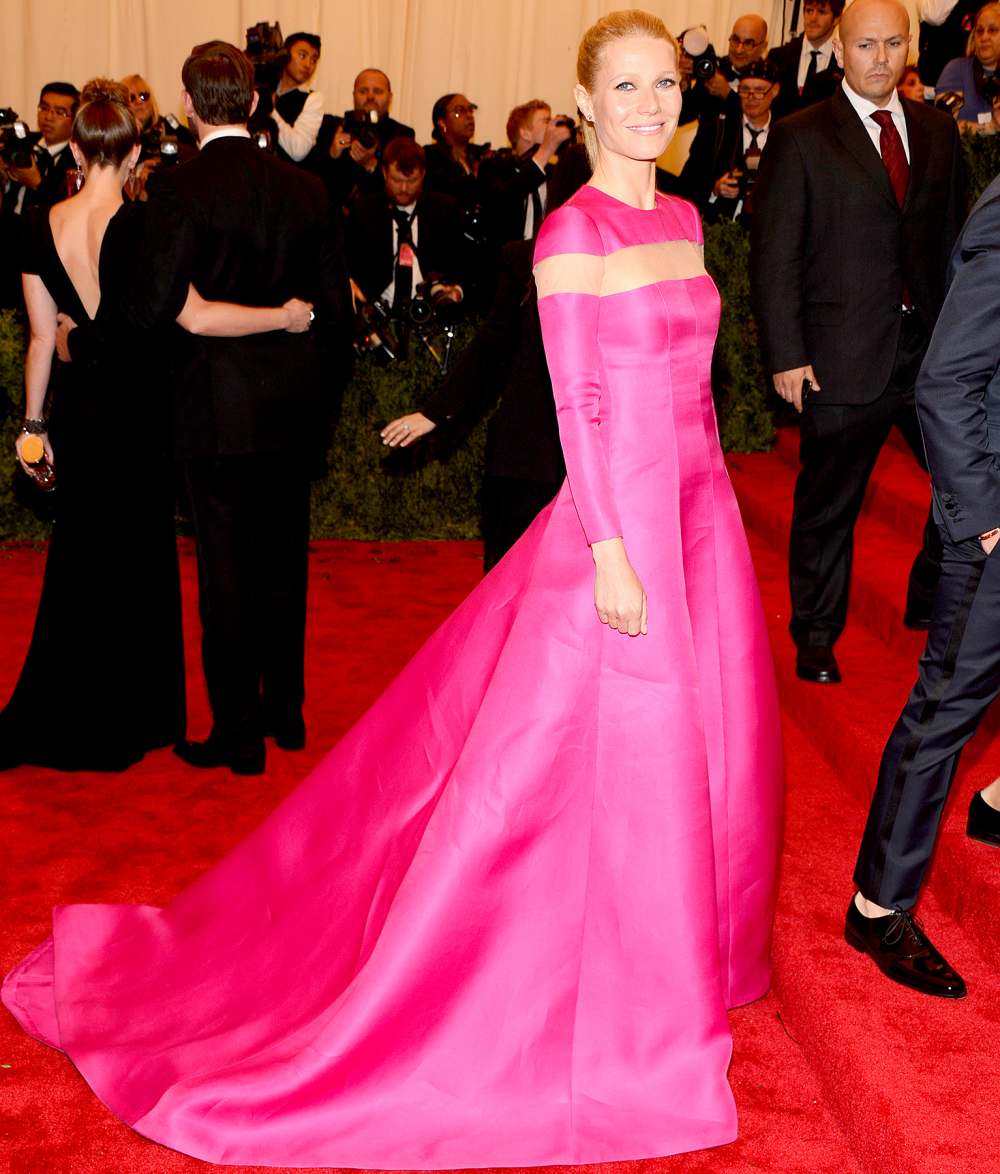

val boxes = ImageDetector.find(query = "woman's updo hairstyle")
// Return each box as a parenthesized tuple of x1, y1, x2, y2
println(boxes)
(576, 9, 679, 166)
(72, 78, 139, 169)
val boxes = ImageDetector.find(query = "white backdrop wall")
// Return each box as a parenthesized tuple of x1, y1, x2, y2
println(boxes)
(2, 1, 920, 151)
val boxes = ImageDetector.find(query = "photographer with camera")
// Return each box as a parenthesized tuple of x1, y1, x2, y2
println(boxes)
(679, 61, 779, 222)
(1, 83, 79, 216)
(679, 15, 769, 126)
(768, 2, 845, 121)
(120, 74, 196, 199)
(934, 2, 1000, 125)
(325, 69, 415, 205)
(268, 32, 324, 162)
(346, 138, 466, 344)
(478, 100, 571, 247)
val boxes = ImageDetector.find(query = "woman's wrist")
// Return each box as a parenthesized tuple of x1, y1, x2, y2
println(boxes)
(21, 417, 47, 435)
(591, 536, 626, 563)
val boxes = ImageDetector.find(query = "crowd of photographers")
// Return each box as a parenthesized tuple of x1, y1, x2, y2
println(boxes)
(2, 7, 999, 353)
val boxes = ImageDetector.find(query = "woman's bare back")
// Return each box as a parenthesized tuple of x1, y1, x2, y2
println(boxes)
(48, 196, 119, 321)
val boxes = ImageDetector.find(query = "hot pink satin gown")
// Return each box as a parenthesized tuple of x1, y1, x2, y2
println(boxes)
(3, 185, 782, 1168)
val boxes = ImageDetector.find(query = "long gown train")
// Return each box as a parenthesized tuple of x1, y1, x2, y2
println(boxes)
(2, 186, 782, 1167)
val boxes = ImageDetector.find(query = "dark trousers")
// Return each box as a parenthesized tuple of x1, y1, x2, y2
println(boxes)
(481, 475, 560, 573)
(789, 312, 941, 647)
(184, 455, 311, 747)
(855, 527, 1000, 908)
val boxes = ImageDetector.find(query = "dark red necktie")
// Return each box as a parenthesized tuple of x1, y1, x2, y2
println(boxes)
(870, 109, 909, 207)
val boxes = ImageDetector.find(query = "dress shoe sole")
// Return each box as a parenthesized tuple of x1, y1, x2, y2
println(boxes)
(966, 827, 1000, 848)
(844, 925, 967, 999)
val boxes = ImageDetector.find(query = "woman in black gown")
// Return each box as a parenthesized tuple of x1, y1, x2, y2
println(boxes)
(1, 80, 313, 772)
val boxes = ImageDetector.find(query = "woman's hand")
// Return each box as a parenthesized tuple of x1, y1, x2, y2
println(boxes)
(381, 412, 436, 448)
(283, 298, 314, 333)
(592, 537, 647, 636)
(15, 430, 54, 477)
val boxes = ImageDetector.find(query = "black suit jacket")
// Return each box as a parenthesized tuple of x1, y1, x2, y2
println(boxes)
(478, 147, 549, 246)
(750, 88, 962, 405)
(914, 176, 1000, 541)
(678, 107, 744, 214)
(78, 136, 352, 458)
(422, 238, 564, 484)
(767, 36, 842, 121)
(346, 189, 467, 303)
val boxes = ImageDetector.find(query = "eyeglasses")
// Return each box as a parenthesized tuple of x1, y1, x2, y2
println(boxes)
(38, 103, 73, 119)
(448, 104, 477, 118)
(129, 91, 150, 104)
(729, 35, 762, 49)
(738, 85, 774, 98)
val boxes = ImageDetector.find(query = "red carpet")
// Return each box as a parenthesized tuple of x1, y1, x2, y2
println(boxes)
(1, 432, 996, 1171)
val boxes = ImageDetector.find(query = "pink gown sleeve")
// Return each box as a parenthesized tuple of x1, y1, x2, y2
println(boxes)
(534, 202, 622, 546)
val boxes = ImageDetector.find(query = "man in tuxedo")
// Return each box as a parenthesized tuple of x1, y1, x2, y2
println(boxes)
(751, 0, 963, 685)
(121, 42, 350, 774)
(768, 0, 845, 120)
(478, 101, 570, 246)
(848, 176, 1000, 999)
(679, 61, 780, 220)
(346, 138, 466, 316)
(0, 82, 79, 216)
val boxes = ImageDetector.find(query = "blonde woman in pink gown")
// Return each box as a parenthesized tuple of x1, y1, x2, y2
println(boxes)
(2, 11, 781, 1167)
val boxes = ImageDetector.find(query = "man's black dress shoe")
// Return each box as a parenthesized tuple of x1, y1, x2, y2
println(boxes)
(265, 715, 306, 752)
(174, 738, 266, 776)
(844, 897, 966, 999)
(795, 645, 841, 684)
(967, 790, 1000, 847)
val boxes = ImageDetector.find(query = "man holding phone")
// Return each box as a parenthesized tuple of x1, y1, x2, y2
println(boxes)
(751, 0, 963, 684)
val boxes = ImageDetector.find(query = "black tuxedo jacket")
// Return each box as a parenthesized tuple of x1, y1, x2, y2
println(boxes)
(915, 176, 1000, 541)
(422, 238, 564, 484)
(750, 88, 962, 405)
(346, 189, 467, 303)
(767, 36, 842, 121)
(79, 136, 352, 458)
(478, 147, 549, 246)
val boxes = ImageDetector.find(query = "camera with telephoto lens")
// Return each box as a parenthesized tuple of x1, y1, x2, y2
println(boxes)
(342, 109, 381, 152)
(354, 299, 399, 364)
(0, 109, 42, 170)
(679, 27, 735, 83)
(407, 278, 464, 328)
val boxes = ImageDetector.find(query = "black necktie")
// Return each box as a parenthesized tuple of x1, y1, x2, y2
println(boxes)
(392, 208, 413, 311)
(802, 49, 820, 94)
(529, 186, 543, 238)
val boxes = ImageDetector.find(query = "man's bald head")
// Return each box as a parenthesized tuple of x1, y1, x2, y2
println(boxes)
(834, 0, 910, 105)
(729, 14, 769, 70)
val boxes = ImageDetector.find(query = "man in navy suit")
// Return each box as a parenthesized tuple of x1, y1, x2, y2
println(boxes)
(848, 175, 1000, 999)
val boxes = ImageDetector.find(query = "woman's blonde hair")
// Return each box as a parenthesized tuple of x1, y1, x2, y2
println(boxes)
(576, 9, 679, 167)
(120, 73, 160, 124)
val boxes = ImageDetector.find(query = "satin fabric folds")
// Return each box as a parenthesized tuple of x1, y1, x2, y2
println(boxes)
(3, 186, 782, 1168)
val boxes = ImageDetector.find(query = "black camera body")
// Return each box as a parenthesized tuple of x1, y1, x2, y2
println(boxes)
(679, 27, 736, 84)
(245, 21, 288, 92)
(342, 109, 381, 152)
(409, 278, 464, 328)
(0, 109, 41, 170)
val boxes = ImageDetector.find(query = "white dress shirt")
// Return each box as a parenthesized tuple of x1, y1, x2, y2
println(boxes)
(797, 37, 836, 89)
(918, 0, 962, 24)
(841, 79, 911, 163)
(272, 87, 324, 162)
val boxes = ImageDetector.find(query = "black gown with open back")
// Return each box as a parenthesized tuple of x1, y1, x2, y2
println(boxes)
(0, 203, 185, 771)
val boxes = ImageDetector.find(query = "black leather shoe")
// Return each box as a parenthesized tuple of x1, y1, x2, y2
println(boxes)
(796, 645, 841, 684)
(967, 790, 1000, 847)
(174, 737, 265, 776)
(265, 715, 306, 751)
(844, 897, 966, 999)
